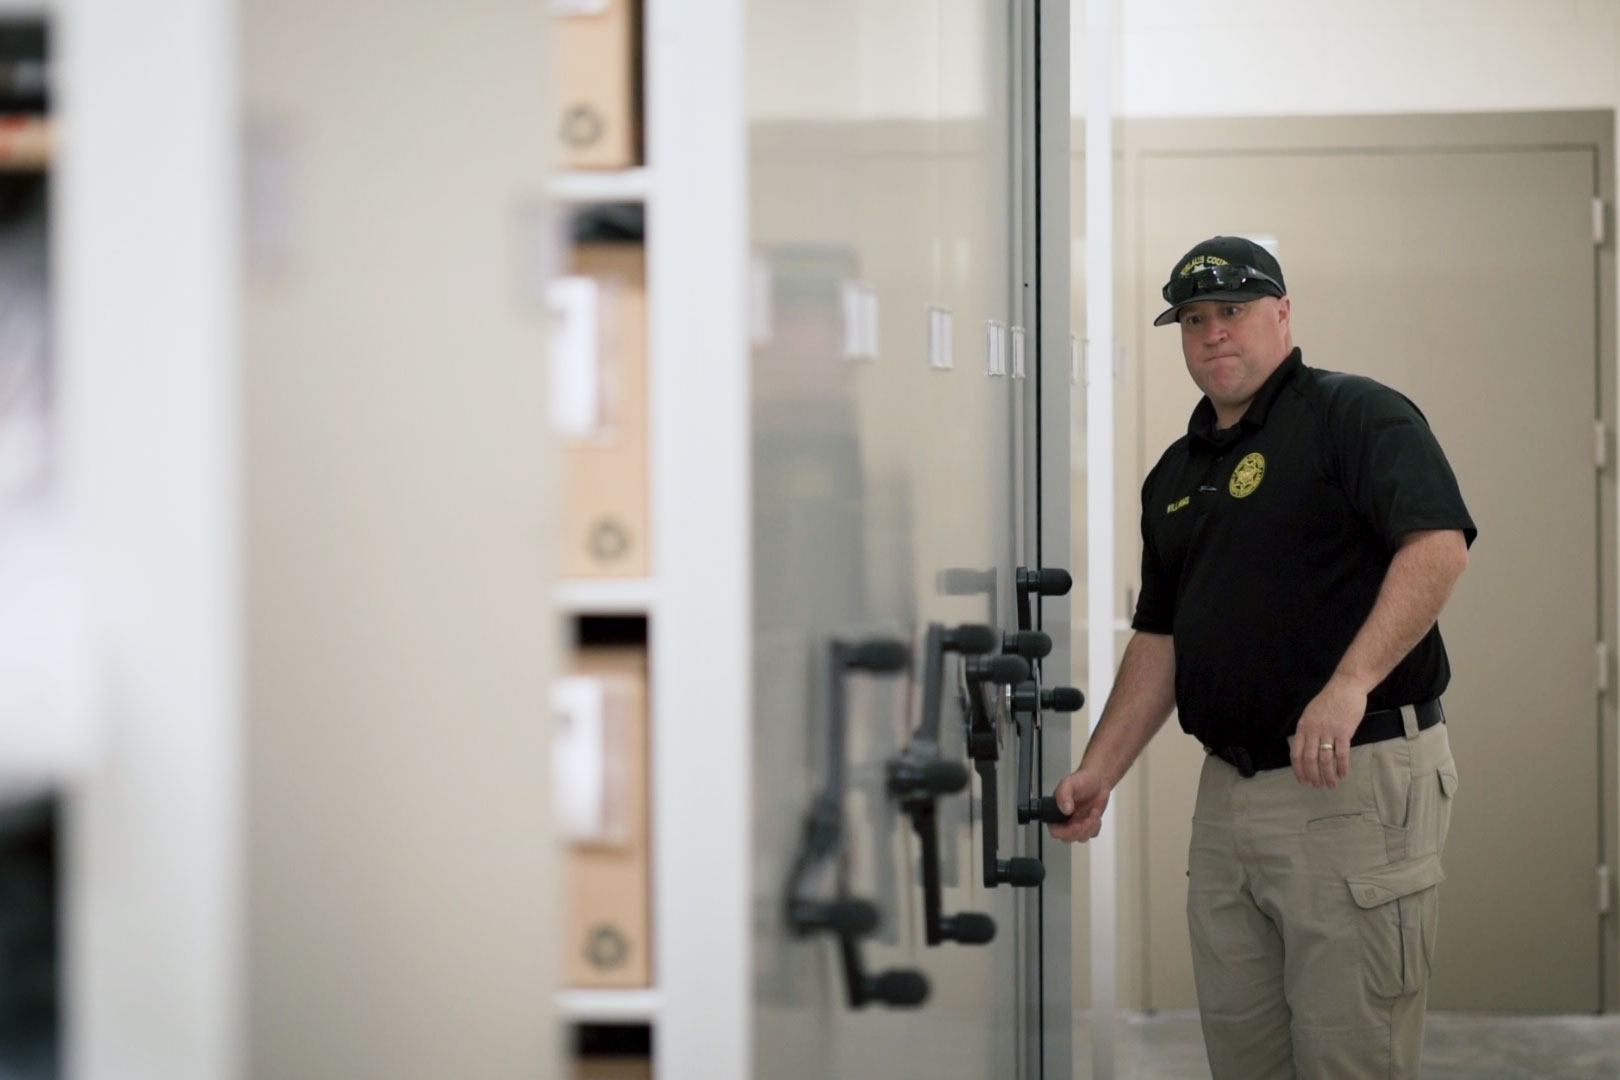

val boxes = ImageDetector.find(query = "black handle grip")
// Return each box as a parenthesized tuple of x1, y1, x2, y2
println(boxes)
(870, 970, 930, 1007)
(917, 759, 968, 794)
(826, 898, 880, 937)
(941, 912, 996, 944)
(1002, 631, 1053, 660)
(1013, 682, 1086, 714)
(1044, 686, 1085, 712)
(829, 898, 881, 936)
(789, 897, 880, 938)
(1025, 568, 1073, 596)
(842, 936, 929, 1009)
(967, 654, 1030, 685)
(890, 757, 970, 799)
(844, 637, 910, 673)
(1015, 566, 1074, 633)
(998, 858, 1046, 888)
(945, 624, 998, 655)
(1036, 796, 1073, 825)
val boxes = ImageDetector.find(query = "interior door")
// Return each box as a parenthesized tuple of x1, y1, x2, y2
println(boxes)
(1132, 138, 1602, 1012)
(748, 1, 1073, 1075)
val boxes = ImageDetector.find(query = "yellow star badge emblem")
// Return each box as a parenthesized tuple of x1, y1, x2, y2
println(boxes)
(1228, 452, 1266, 499)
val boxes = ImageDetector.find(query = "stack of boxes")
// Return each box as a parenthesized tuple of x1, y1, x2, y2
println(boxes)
(551, 3, 650, 1076)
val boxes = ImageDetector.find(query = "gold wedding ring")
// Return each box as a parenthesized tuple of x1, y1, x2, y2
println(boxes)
(1318, 741, 1335, 752)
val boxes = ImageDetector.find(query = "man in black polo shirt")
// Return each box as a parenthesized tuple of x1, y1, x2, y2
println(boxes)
(1048, 236, 1475, 1079)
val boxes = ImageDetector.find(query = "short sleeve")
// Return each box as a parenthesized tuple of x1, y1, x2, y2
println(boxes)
(1329, 380, 1477, 551)
(1131, 467, 1176, 633)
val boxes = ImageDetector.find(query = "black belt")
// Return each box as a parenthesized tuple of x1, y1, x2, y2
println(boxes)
(1209, 699, 1445, 779)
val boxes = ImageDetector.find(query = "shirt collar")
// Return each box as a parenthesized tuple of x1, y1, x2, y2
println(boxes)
(1187, 348, 1304, 446)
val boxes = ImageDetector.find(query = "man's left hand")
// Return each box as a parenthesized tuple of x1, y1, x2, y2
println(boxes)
(1289, 676, 1368, 789)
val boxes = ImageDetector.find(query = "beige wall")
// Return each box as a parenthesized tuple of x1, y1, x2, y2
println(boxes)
(1111, 0, 1620, 119)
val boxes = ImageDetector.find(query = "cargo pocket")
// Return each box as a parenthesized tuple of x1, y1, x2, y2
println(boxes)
(1346, 851, 1446, 998)
(1436, 766, 1459, 851)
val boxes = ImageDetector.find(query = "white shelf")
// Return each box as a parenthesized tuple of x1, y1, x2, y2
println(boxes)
(549, 167, 654, 204)
(554, 577, 656, 615)
(556, 988, 662, 1024)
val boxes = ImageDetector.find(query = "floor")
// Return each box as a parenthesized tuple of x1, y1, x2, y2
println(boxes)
(1091, 1011, 1620, 1079)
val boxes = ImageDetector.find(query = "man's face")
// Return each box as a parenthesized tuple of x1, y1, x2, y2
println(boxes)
(1178, 295, 1292, 417)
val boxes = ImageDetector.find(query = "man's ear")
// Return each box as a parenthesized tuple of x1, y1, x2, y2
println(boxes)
(1276, 295, 1291, 329)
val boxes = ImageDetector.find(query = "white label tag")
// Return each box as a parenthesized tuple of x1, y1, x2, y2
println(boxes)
(546, 277, 603, 437)
(1011, 326, 1027, 379)
(861, 287, 880, 359)
(552, 676, 607, 842)
(929, 307, 954, 370)
(841, 281, 864, 361)
(985, 320, 1009, 377)
(551, 676, 631, 845)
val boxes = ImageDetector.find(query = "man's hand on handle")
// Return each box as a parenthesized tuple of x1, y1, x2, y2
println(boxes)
(1044, 630, 1175, 844)
(1045, 767, 1111, 843)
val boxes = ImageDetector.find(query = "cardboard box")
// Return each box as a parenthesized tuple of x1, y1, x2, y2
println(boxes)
(553, 0, 639, 169)
(560, 244, 648, 578)
(573, 1059, 652, 1080)
(0, 116, 48, 170)
(563, 645, 650, 987)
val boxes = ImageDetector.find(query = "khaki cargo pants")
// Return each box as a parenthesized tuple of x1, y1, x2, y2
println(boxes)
(1188, 710, 1458, 1079)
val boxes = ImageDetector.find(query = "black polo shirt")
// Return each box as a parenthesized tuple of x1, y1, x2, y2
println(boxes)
(1132, 348, 1477, 748)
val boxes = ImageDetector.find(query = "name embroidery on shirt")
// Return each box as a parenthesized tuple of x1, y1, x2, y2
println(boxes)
(1167, 495, 1191, 514)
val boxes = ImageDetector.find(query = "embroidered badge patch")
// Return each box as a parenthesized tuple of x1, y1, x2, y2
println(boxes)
(1228, 452, 1266, 499)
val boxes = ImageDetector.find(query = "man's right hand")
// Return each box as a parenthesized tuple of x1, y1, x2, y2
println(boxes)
(1045, 767, 1111, 843)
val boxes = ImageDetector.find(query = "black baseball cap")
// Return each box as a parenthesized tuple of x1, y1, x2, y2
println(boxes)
(1153, 236, 1287, 326)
